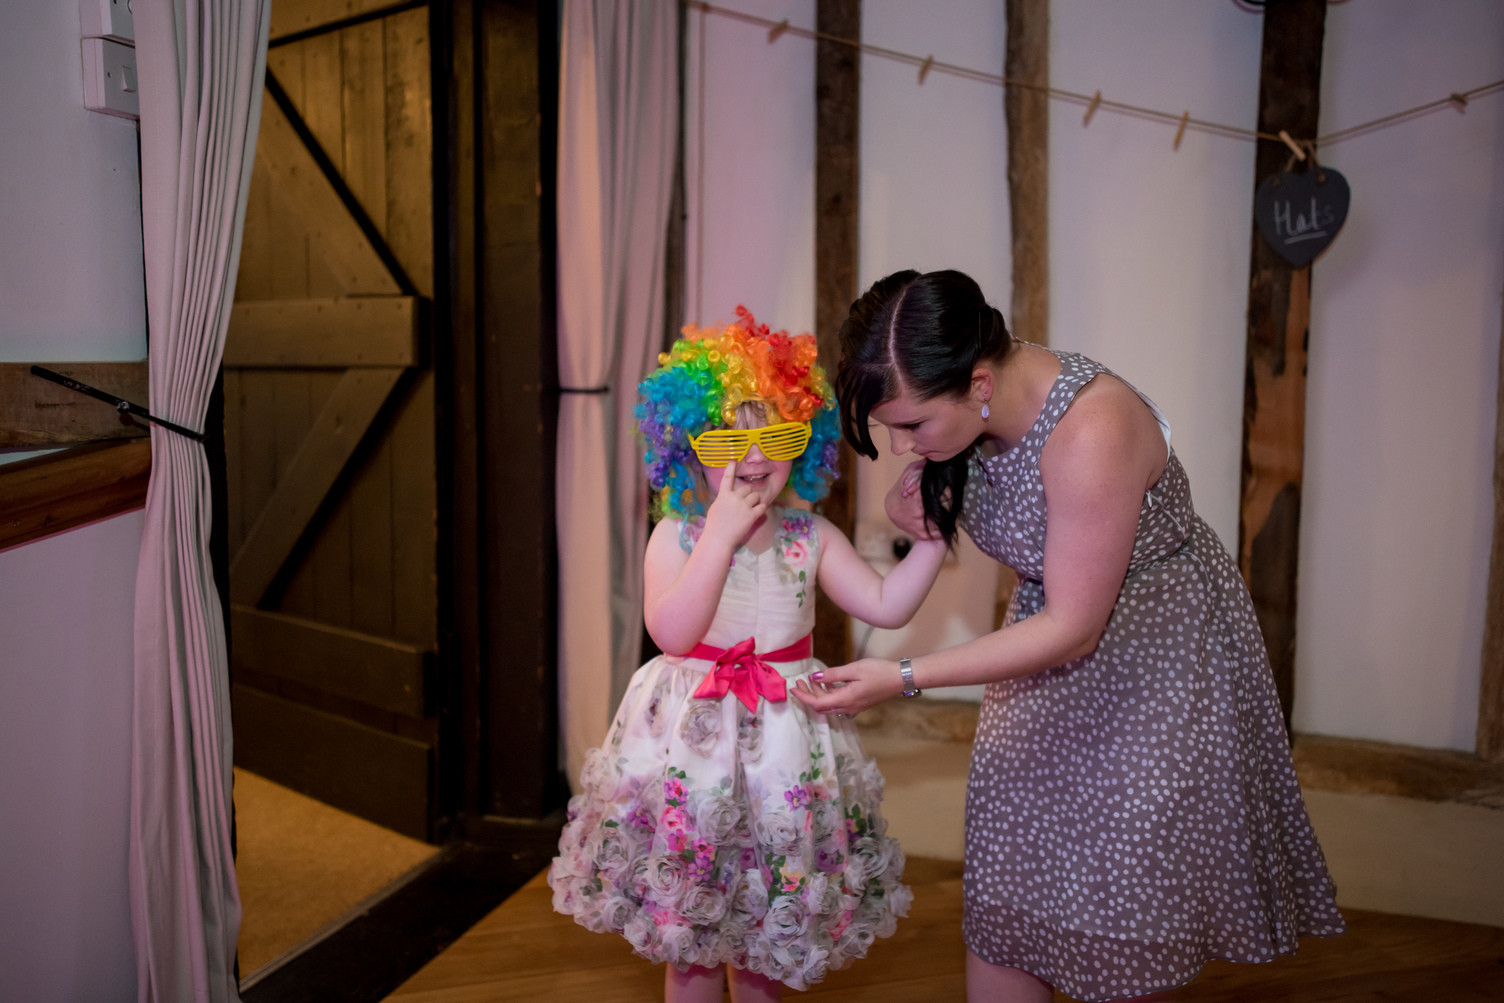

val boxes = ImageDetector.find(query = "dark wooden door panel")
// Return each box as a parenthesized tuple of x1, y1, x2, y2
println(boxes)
(233, 685, 431, 840)
(228, 1, 437, 838)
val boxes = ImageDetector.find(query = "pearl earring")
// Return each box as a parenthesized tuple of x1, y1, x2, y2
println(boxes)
(982, 400, 991, 420)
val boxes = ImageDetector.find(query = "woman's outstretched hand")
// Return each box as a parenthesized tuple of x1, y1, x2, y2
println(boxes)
(886, 460, 941, 541)
(792, 658, 904, 717)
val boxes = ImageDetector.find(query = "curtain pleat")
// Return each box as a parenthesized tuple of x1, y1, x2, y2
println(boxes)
(557, 0, 678, 787)
(131, 2, 269, 999)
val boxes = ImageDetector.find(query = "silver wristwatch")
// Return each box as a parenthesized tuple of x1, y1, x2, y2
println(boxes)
(899, 657, 921, 698)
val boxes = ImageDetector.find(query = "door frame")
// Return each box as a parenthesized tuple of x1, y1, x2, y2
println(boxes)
(434, 0, 567, 842)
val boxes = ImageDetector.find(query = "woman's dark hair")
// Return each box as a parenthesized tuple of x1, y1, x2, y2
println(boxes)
(835, 269, 1013, 546)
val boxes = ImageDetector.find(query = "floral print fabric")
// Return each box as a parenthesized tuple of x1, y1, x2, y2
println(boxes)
(549, 508, 910, 990)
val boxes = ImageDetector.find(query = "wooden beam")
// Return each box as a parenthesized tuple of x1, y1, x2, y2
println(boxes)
(1240, 0, 1326, 725)
(469, 0, 562, 822)
(225, 297, 421, 368)
(1004, 0, 1048, 350)
(269, 0, 411, 44)
(255, 81, 402, 296)
(439, 0, 485, 829)
(0, 440, 151, 551)
(1479, 292, 1504, 761)
(230, 603, 428, 718)
(0, 361, 149, 448)
(1293, 733, 1504, 808)
(813, 0, 859, 670)
(997, 0, 1047, 631)
(229, 366, 404, 605)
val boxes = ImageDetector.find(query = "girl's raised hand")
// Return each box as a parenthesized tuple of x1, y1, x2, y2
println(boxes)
(701, 457, 768, 551)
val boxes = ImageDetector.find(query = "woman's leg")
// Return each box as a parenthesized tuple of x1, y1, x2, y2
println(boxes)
(665, 963, 725, 1003)
(965, 949, 1053, 1003)
(728, 964, 783, 1003)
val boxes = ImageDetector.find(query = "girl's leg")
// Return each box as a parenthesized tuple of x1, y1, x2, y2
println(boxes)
(665, 964, 725, 1003)
(727, 964, 783, 1003)
(965, 949, 1053, 1003)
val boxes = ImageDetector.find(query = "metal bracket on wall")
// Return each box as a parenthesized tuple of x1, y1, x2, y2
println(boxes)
(30, 365, 203, 443)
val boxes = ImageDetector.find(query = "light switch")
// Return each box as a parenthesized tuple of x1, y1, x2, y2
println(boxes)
(79, 0, 135, 44)
(82, 38, 140, 120)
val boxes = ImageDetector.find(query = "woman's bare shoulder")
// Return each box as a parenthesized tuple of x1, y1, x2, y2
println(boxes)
(1046, 373, 1165, 485)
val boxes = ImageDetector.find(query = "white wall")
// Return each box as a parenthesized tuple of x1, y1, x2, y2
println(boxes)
(689, 1, 1503, 750)
(685, 0, 816, 334)
(0, 0, 146, 995)
(1050, 1, 1262, 548)
(1295, 1, 1504, 749)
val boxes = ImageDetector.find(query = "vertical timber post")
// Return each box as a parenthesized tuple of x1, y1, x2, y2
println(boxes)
(1005, 0, 1048, 351)
(1240, 0, 1326, 727)
(998, 0, 1048, 630)
(445, 0, 564, 836)
(1478, 292, 1504, 762)
(813, 0, 859, 668)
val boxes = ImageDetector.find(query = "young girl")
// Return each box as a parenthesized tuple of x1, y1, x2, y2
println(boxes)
(548, 310, 948, 1001)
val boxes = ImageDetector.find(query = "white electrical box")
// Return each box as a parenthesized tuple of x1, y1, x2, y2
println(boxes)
(80, 0, 135, 44)
(81, 38, 139, 120)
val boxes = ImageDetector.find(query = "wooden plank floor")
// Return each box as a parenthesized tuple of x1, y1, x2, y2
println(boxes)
(387, 858, 1504, 1001)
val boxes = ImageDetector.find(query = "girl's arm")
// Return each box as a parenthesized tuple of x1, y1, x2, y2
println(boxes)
(795, 377, 1163, 712)
(643, 458, 767, 654)
(812, 514, 947, 629)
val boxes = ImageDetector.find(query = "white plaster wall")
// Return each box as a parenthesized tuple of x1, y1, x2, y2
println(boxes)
(0, 515, 143, 1000)
(0, 0, 146, 995)
(1295, 1, 1504, 750)
(684, 0, 816, 334)
(682, 1, 1504, 748)
(853, 0, 1012, 698)
(1049, 1, 1262, 551)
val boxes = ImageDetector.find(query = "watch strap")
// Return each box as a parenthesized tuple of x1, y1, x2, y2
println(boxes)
(899, 656, 921, 698)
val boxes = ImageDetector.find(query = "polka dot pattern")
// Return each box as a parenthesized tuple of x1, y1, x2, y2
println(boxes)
(957, 350, 1344, 1001)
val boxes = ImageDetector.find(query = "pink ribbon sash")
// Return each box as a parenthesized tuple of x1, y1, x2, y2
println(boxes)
(685, 634, 813, 712)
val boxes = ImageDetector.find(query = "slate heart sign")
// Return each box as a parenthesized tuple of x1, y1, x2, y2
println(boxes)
(1254, 167, 1350, 268)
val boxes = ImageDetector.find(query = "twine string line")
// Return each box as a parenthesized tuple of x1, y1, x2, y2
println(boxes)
(684, 0, 1501, 150)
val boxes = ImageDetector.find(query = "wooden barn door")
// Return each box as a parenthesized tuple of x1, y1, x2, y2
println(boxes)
(226, 2, 439, 841)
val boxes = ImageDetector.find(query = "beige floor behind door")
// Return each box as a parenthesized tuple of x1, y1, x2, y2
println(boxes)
(234, 767, 440, 980)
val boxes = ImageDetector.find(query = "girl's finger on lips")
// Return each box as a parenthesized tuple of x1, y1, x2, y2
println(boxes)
(720, 457, 738, 491)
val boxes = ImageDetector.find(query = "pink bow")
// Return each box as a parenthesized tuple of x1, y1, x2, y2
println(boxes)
(689, 636, 809, 712)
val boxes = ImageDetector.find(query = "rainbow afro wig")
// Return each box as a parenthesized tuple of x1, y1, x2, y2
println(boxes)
(637, 306, 841, 520)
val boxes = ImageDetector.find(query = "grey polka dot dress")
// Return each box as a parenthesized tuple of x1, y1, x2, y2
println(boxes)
(958, 349, 1343, 1001)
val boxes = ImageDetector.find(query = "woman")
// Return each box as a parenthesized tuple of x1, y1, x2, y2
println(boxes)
(793, 270, 1343, 1002)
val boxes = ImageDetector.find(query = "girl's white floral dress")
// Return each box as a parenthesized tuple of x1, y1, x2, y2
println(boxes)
(548, 508, 911, 990)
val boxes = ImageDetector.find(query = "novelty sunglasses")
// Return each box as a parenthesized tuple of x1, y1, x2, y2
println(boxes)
(689, 421, 811, 466)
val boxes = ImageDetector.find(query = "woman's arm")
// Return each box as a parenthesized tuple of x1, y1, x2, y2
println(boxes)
(813, 514, 947, 629)
(795, 377, 1164, 713)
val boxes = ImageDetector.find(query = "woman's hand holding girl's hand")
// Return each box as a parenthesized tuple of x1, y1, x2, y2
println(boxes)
(886, 460, 940, 541)
(791, 658, 903, 717)
(701, 458, 767, 552)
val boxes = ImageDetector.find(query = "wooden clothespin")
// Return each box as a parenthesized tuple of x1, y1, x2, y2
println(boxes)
(1083, 90, 1102, 127)
(1277, 129, 1307, 161)
(1450, 92, 1469, 112)
(1172, 111, 1189, 151)
(918, 55, 935, 85)
(767, 19, 789, 43)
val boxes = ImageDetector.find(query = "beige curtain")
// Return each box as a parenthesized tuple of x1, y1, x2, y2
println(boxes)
(131, 1, 269, 999)
(557, 0, 678, 787)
